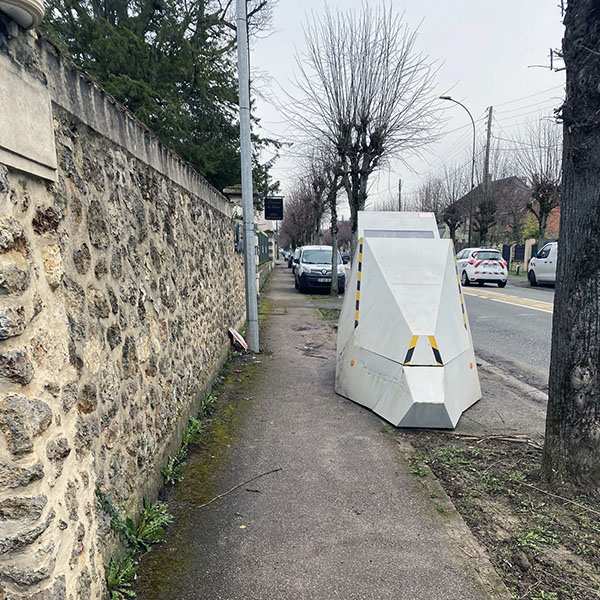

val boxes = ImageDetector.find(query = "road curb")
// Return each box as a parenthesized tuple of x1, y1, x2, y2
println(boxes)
(477, 358, 548, 404)
(396, 436, 513, 600)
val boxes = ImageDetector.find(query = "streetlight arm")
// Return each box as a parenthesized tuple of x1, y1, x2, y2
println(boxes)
(439, 95, 476, 190)
(439, 95, 477, 246)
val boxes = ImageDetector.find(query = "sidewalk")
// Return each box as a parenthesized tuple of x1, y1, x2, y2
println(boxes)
(136, 261, 520, 600)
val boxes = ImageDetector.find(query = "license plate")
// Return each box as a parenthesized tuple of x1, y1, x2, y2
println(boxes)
(317, 278, 331, 283)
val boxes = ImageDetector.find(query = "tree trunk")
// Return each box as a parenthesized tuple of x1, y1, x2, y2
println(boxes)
(330, 194, 339, 295)
(449, 223, 457, 242)
(538, 211, 548, 247)
(542, 0, 600, 497)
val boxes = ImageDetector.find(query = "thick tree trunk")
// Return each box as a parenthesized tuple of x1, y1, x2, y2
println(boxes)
(542, 0, 600, 497)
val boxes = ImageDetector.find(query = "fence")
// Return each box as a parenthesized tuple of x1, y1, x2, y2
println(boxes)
(257, 230, 270, 265)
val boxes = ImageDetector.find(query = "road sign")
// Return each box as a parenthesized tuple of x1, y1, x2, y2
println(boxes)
(264, 196, 284, 220)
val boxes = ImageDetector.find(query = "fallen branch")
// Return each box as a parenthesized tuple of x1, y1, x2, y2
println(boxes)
(196, 467, 282, 510)
(450, 432, 543, 449)
(510, 479, 600, 518)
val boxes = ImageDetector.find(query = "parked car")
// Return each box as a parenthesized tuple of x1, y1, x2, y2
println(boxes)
(291, 247, 301, 272)
(456, 247, 508, 288)
(294, 245, 345, 293)
(528, 241, 557, 286)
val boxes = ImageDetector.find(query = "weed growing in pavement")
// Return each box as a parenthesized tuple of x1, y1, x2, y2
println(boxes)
(97, 491, 174, 599)
(162, 457, 185, 486)
(96, 489, 137, 548)
(199, 391, 216, 418)
(106, 551, 138, 600)
(162, 396, 217, 487)
(126, 498, 174, 553)
(408, 455, 429, 477)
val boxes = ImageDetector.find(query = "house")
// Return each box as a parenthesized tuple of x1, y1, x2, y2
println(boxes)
(451, 176, 560, 248)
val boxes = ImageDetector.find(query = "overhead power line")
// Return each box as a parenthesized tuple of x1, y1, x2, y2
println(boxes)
(494, 84, 564, 108)
(495, 98, 562, 117)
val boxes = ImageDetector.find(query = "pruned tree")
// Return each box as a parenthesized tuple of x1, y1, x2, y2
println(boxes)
(513, 117, 562, 245)
(542, 0, 600, 497)
(321, 154, 345, 295)
(291, 147, 345, 294)
(287, 3, 440, 255)
(279, 185, 318, 248)
(440, 165, 469, 242)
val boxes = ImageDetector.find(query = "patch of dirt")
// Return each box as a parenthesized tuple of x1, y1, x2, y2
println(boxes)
(404, 432, 600, 600)
(317, 308, 341, 321)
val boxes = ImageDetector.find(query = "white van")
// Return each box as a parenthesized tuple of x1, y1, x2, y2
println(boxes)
(294, 245, 345, 293)
(528, 241, 557, 286)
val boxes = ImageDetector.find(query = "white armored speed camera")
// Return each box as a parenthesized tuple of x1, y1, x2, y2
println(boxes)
(335, 212, 481, 428)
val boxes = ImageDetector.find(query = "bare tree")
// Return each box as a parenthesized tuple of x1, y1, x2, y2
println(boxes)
(542, 0, 600, 497)
(513, 117, 562, 245)
(320, 154, 345, 295)
(287, 3, 440, 255)
(279, 190, 313, 248)
(439, 164, 469, 242)
(415, 176, 444, 223)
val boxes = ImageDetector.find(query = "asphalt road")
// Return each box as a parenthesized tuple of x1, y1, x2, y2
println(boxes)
(463, 276, 554, 392)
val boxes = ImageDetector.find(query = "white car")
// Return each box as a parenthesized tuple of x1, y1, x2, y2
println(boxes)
(456, 247, 508, 288)
(294, 245, 346, 293)
(291, 247, 302, 274)
(528, 241, 557, 286)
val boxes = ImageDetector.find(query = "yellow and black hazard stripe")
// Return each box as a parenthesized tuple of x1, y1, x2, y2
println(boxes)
(354, 237, 364, 328)
(428, 336, 444, 366)
(403, 335, 419, 365)
(452, 242, 468, 330)
(403, 335, 444, 366)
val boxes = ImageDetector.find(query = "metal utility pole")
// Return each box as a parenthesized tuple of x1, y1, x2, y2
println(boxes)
(398, 179, 402, 211)
(483, 106, 493, 194)
(236, 0, 259, 352)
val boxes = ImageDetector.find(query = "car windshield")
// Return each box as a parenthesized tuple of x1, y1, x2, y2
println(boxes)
(474, 251, 502, 260)
(302, 249, 341, 264)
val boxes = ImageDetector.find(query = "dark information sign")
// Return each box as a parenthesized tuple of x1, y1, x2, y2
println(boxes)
(264, 196, 284, 220)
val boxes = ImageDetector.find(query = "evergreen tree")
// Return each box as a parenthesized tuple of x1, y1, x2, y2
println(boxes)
(41, 0, 279, 199)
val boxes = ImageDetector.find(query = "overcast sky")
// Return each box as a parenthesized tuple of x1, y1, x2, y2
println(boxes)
(250, 0, 565, 214)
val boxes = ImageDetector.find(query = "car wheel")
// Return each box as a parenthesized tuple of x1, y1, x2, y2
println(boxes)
(528, 270, 537, 287)
(461, 271, 470, 286)
(294, 276, 299, 290)
(497, 281, 507, 288)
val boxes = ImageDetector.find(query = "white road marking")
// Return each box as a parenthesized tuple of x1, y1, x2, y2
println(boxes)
(462, 288, 553, 314)
(488, 297, 553, 314)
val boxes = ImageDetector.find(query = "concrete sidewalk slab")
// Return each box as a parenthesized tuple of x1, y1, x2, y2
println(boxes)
(136, 262, 511, 600)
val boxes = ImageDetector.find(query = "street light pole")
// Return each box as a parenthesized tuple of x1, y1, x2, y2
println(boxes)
(236, 0, 259, 352)
(439, 96, 476, 246)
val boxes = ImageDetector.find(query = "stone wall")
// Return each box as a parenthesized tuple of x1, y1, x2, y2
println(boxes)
(0, 20, 245, 600)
